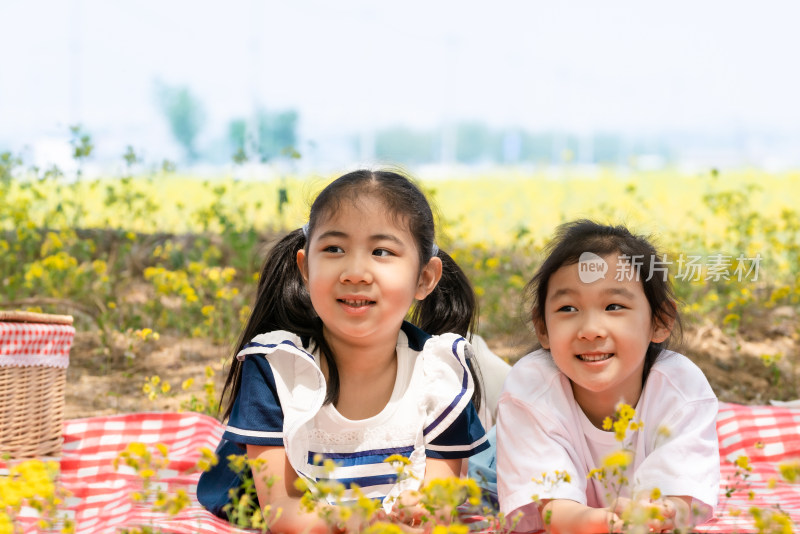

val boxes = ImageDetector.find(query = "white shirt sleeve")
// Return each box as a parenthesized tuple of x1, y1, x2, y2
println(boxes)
(496, 355, 589, 532)
(634, 398, 720, 519)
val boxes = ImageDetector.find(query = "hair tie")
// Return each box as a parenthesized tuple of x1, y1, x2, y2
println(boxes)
(302, 223, 309, 239)
(431, 243, 439, 257)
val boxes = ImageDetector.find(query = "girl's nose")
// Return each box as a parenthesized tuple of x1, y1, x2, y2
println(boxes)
(339, 256, 373, 284)
(577, 312, 607, 340)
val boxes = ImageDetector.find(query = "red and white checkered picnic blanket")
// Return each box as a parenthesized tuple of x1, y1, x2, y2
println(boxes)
(7, 412, 246, 534)
(699, 402, 800, 533)
(6, 402, 800, 533)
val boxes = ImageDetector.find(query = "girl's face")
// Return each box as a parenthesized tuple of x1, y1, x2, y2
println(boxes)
(296, 195, 442, 351)
(536, 253, 671, 414)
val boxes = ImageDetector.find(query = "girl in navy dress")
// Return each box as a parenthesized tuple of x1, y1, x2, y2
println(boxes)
(198, 169, 487, 532)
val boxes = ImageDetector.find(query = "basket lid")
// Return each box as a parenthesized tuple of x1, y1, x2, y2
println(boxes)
(0, 310, 74, 325)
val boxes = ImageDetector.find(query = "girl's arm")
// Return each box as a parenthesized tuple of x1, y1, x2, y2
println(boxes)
(541, 495, 693, 534)
(247, 444, 335, 534)
(540, 498, 623, 534)
(248, 445, 460, 532)
(424, 457, 462, 481)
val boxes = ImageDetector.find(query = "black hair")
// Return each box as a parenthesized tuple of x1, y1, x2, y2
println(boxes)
(525, 219, 681, 385)
(220, 169, 481, 420)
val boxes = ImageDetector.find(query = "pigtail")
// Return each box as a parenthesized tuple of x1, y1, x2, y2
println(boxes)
(409, 248, 483, 411)
(219, 228, 314, 421)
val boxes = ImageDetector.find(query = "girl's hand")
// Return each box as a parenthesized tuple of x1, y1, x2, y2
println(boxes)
(389, 489, 427, 528)
(607, 497, 631, 532)
(541, 498, 624, 533)
(612, 495, 691, 532)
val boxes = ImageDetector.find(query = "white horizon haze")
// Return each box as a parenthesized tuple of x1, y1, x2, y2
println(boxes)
(2, 0, 799, 170)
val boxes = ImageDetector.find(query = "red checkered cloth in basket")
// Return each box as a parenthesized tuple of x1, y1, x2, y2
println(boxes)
(0, 321, 73, 367)
(7, 402, 800, 533)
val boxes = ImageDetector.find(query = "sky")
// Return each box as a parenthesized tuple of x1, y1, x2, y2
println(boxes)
(1, 0, 799, 168)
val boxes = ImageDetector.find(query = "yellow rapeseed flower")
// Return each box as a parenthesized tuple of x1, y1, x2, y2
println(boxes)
(384, 454, 411, 466)
(602, 417, 613, 431)
(363, 524, 404, 534)
(182, 286, 199, 303)
(91, 259, 107, 275)
(227, 454, 248, 474)
(197, 447, 218, 472)
(25, 263, 45, 281)
(0, 514, 13, 534)
(207, 267, 221, 282)
(129, 442, 148, 458)
(323, 459, 337, 474)
(779, 461, 800, 483)
(602, 449, 633, 470)
(432, 525, 469, 534)
(617, 403, 635, 421)
(735, 455, 752, 471)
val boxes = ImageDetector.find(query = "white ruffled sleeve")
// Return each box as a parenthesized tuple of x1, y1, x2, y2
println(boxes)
(234, 330, 327, 474)
(420, 334, 489, 459)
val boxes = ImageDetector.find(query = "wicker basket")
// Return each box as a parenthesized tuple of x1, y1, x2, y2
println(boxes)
(0, 310, 74, 458)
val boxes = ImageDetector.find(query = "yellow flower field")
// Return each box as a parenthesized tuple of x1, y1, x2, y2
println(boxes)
(3, 166, 799, 340)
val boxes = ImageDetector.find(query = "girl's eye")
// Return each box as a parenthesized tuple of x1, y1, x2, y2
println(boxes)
(323, 245, 343, 253)
(557, 305, 577, 312)
(372, 248, 393, 257)
(606, 303, 625, 311)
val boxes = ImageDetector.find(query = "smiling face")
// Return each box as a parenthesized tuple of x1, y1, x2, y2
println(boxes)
(535, 253, 671, 420)
(296, 194, 441, 352)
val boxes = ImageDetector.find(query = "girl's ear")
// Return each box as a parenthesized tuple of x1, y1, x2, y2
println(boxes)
(415, 256, 443, 300)
(651, 301, 677, 343)
(532, 313, 550, 349)
(296, 249, 309, 284)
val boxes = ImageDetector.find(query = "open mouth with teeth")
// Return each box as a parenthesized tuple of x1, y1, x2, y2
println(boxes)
(577, 353, 613, 362)
(338, 298, 375, 307)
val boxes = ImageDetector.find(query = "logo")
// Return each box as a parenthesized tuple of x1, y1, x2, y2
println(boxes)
(578, 252, 607, 283)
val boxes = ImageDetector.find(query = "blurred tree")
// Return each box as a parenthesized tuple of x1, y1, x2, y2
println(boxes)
(228, 109, 299, 164)
(69, 124, 94, 177)
(256, 109, 298, 162)
(155, 82, 206, 162)
(229, 119, 249, 164)
(593, 133, 623, 164)
(374, 127, 437, 164)
(123, 145, 141, 168)
(455, 121, 492, 164)
(0, 151, 22, 185)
